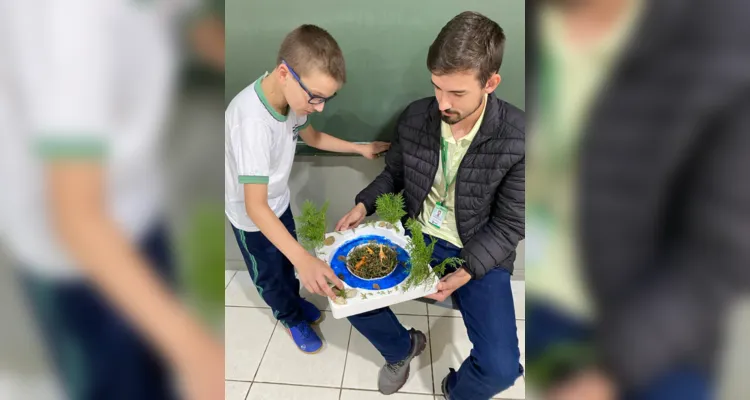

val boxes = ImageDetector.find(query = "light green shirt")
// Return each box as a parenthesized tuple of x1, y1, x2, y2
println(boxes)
(418, 94, 488, 247)
(526, 1, 643, 318)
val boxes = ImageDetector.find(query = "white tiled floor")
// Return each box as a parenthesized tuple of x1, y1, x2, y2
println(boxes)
(225, 270, 525, 400)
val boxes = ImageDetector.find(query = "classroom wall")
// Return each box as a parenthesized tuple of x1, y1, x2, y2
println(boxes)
(225, 0, 526, 150)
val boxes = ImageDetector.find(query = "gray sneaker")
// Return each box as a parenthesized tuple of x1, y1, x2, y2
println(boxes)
(378, 328, 427, 395)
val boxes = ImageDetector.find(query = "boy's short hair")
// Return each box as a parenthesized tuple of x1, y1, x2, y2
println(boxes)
(427, 11, 506, 85)
(277, 24, 347, 84)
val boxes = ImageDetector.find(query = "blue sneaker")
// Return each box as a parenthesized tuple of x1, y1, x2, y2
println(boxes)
(287, 322, 323, 354)
(299, 298, 323, 324)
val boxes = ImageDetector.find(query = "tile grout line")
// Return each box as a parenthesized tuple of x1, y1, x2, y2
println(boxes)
(226, 270, 237, 290)
(243, 381, 252, 400)
(225, 305, 273, 309)
(340, 385, 436, 397)
(339, 386, 436, 397)
(251, 319, 279, 382)
(426, 308, 437, 397)
(338, 325, 353, 400)
(249, 380, 351, 391)
(244, 381, 436, 397)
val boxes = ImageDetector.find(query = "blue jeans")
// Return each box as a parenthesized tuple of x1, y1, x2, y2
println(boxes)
(21, 223, 177, 400)
(347, 233, 523, 399)
(231, 206, 306, 328)
(526, 301, 712, 400)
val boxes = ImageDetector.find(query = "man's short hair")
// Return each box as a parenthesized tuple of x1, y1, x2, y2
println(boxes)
(427, 11, 506, 85)
(277, 24, 346, 84)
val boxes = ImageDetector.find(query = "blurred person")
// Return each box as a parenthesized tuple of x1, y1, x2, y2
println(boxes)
(336, 12, 525, 398)
(526, 0, 750, 399)
(225, 24, 390, 355)
(0, 1, 225, 399)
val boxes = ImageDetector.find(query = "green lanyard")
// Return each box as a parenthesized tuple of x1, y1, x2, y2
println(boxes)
(438, 136, 457, 207)
(539, 44, 557, 139)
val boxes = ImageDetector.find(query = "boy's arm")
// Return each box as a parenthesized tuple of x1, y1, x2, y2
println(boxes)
(298, 124, 390, 159)
(34, 3, 222, 398)
(244, 184, 342, 299)
(233, 121, 341, 298)
(335, 111, 406, 230)
(47, 163, 222, 380)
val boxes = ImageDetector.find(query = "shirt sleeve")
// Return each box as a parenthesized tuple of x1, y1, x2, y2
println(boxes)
(298, 114, 311, 131)
(31, 0, 115, 160)
(235, 121, 273, 184)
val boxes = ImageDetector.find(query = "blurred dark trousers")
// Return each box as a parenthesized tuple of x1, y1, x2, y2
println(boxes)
(347, 233, 523, 399)
(526, 301, 712, 400)
(231, 206, 306, 328)
(20, 223, 177, 400)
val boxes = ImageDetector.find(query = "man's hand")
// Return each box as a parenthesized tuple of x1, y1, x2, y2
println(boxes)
(546, 369, 616, 400)
(335, 203, 367, 231)
(295, 255, 344, 300)
(357, 141, 391, 159)
(425, 267, 472, 302)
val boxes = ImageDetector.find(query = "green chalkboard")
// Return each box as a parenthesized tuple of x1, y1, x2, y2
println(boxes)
(226, 0, 525, 155)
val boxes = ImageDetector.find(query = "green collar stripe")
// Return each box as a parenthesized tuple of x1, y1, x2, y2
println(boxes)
(254, 75, 288, 122)
(36, 138, 107, 160)
(298, 117, 311, 130)
(239, 175, 269, 184)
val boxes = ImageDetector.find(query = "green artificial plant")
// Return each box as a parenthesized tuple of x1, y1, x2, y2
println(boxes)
(402, 218, 463, 291)
(295, 200, 329, 251)
(375, 192, 407, 232)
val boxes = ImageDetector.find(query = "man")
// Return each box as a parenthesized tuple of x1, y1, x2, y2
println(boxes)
(225, 24, 389, 354)
(336, 11, 525, 399)
(0, 1, 224, 399)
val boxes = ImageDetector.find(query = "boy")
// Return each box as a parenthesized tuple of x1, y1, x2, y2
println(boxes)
(225, 24, 389, 353)
(1, 1, 225, 399)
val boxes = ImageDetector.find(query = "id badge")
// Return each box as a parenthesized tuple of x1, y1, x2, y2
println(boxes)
(428, 203, 448, 228)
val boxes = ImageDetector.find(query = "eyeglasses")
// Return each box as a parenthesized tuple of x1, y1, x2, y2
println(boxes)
(282, 60, 337, 105)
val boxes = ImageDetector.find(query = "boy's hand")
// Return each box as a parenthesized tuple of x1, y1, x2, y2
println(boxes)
(336, 203, 367, 231)
(357, 141, 391, 159)
(296, 255, 344, 299)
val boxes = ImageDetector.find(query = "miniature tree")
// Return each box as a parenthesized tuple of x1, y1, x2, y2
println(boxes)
(375, 192, 407, 232)
(401, 218, 463, 291)
(295, 200, 329, 251)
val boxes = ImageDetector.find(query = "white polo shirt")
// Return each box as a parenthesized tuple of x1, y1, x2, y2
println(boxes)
(225, 74, 310, 232)
(0, 0, 197, 279)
